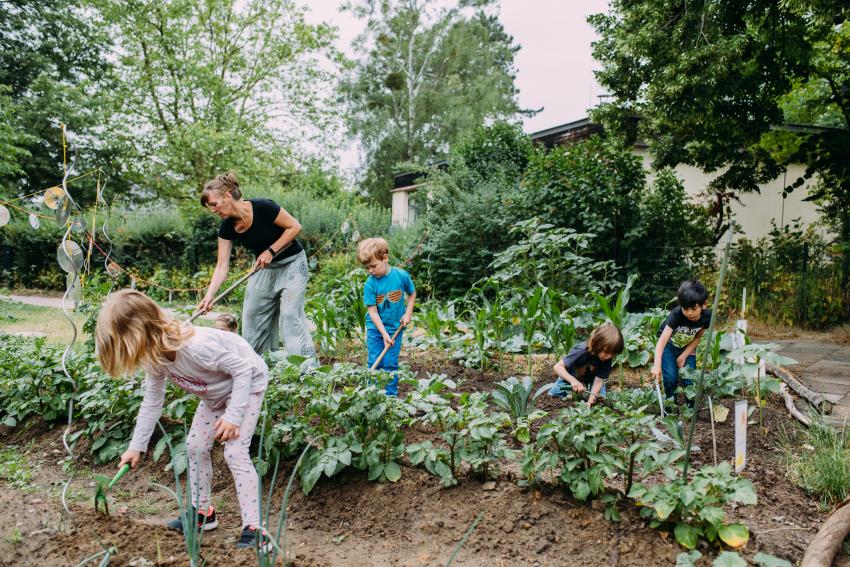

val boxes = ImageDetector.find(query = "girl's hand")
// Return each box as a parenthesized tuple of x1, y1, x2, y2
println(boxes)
(214, 418, 240, 442)
(198, 294, 215, 314)
(571, 381, 586, 394)
(119, 449, 141, 469)
(587, 393, 597, 408)
(253, 251, 274, 270)
(676, 355, 687, 368)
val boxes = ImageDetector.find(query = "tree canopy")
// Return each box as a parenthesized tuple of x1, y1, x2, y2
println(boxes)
(590, 0, 850, 245)
(342, 0, 527, 205)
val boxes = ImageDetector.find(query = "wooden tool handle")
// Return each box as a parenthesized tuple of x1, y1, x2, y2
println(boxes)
(369, 324, 405, 371)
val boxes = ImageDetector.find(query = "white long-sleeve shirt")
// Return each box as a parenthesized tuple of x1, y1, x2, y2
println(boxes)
(128, 326, 269, 452)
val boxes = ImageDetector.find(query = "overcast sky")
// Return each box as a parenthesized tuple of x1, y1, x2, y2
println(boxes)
(301, 0, 610, 169)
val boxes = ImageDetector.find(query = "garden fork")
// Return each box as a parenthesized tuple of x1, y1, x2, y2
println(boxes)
(94, 464, 130, 515)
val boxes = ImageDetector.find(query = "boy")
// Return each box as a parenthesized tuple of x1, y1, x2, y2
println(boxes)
(549, 322, 624, 407)
(357, 238, 416, 396)
(651, 279, 711, 400)
(215, 313, 238, 333)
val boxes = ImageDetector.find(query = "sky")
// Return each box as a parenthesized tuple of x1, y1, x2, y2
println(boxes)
(300, 0, 610, 169)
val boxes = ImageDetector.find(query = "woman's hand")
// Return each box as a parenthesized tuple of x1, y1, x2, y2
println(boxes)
(119, 449, 141, 469)
(570, 380, 586, 394)
(198, 294, 215, 314)
(253, 250, 274, 270)
(214, 418, 240, 442)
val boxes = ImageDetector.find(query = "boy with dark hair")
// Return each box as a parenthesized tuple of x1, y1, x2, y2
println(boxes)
(651, 279, 711, 400)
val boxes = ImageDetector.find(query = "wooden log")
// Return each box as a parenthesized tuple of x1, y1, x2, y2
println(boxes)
(801, 497, 850, 567)
(779, 383, 812, 427)
(767, 364, 833, 414)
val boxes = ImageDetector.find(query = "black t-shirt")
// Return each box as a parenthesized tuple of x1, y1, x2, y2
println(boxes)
(562, 342, 613, 386)
(659, 306, 712, 348)
(218, 198, 303, 261)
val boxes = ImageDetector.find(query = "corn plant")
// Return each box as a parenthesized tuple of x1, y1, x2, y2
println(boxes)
(491, 376, 547, 443)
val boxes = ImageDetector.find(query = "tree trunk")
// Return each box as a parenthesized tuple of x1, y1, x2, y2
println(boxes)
(801, 497, 850, 567)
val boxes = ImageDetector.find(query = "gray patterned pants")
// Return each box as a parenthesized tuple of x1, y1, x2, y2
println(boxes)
(242, 251, 317, 359)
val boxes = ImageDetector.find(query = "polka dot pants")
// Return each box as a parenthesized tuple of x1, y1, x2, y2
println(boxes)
(185, 391, 264, 528)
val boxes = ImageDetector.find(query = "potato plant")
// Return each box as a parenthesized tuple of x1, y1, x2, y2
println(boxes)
(629, 462, 757, 550)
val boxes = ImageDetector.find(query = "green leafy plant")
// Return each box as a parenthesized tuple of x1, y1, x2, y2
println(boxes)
(629, 462, 757, 550)
(490, 376, 546, 443)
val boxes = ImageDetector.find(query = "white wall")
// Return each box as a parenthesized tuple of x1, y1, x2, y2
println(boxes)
(635, 148, 823, 240)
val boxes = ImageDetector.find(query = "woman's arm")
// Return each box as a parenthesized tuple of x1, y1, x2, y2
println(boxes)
(199, 238, 233, 312)
(254, 208, 302, 269)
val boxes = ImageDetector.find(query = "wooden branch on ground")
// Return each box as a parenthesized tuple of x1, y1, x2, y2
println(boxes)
(801, 497, 850, 567)
(779, 383, 812, 427)
(767, 364, 833, 414)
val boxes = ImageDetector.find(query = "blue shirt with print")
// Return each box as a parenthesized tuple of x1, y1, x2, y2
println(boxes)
(363, 267, 415, 332)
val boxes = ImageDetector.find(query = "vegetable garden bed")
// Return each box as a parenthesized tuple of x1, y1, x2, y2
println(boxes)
(0, 345, 832, 567)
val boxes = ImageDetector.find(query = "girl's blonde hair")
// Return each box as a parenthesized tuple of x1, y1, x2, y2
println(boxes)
(588, 322, 624, 356)
(200, 171, 242, 207)
(356, 237, 389, 265)
(96, 289, 194, 377)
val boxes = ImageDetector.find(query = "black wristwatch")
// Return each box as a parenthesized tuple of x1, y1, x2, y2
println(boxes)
(267, 246, 276, 256)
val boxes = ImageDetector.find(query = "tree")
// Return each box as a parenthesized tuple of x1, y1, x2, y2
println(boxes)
(590, 0, 850, 309)
(342, 0, 526, 206)
(0, 0, 118, 205)
(98, 0, 341, 199)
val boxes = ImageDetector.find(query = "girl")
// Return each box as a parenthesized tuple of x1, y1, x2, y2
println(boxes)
(98, 289, 269, 548)
(548, 322, 624, 407)
(197, 171, 317, 360)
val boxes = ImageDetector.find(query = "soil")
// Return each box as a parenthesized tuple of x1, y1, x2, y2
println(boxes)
(0, 348, 840, 566)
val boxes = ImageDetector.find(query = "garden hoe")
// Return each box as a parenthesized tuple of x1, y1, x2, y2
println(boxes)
(94, 464, 130, 516)
(369, 323, 406, 371)
(186, 243, 292, 323)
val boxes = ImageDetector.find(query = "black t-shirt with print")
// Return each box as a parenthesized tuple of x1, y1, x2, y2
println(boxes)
(218, 198, 303, 261)
(659, 306, 712, 348)
(562, 342, 613, 386)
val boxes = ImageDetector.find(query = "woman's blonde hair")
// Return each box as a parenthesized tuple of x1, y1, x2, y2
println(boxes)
(356, 237, 389, 265)
(96, 289, 194, 377)
(200, 171, 242, 207)
(587, 322, 624, 356)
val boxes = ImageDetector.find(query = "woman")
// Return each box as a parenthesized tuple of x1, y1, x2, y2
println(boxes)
(198, 171, 317, 360)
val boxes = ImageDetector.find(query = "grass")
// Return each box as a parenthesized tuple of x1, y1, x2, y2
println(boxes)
(779, 414, 850, 508)
(0, 294, 230, 343)
(0, 446, 34, 491)
(0, 299, 86, 344)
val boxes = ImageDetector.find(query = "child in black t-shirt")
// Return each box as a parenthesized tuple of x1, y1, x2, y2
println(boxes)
(651, 279, 711, 400)
(549, 322, 625, 407)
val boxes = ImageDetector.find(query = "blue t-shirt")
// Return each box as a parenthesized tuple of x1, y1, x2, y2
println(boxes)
(363, 267, 415, 332)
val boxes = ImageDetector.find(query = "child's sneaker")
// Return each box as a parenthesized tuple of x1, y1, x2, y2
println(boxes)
(236, 526, 273, 551)
(166, 506, 218, 532)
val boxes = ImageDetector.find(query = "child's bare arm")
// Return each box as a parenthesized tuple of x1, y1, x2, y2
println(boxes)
(554, 358, 585, 392)
(401, 291, 416, 327)
(651, 326, 673, 383)
(367, 305, 394, 345)
(677, 328, 705, 366)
